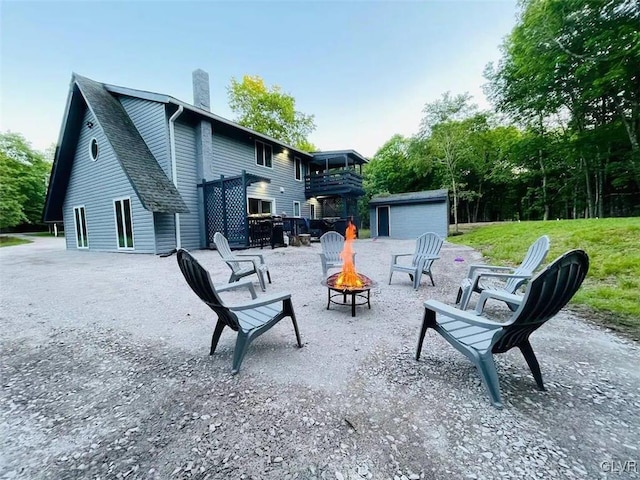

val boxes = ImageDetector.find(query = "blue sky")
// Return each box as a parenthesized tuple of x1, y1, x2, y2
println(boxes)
(1, 1, 518, 158)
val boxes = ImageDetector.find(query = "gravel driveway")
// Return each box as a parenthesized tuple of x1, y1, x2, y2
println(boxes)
(1, 236, 639, 479)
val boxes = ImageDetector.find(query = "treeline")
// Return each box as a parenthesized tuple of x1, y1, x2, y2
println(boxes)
(362, 0, 639, 230)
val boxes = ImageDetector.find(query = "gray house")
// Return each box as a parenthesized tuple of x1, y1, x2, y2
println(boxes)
(43, 71, 368, 253)
(369, 189, 449, 239)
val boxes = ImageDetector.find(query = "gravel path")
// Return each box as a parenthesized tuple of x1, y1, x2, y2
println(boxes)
(1, 236, 639, 479)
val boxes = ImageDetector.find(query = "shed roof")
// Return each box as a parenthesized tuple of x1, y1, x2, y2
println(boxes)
(310, 150, 368, 167)
(369, 189, 448, 206)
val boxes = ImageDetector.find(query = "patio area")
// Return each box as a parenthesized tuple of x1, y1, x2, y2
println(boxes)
(1, 236, 639, 479)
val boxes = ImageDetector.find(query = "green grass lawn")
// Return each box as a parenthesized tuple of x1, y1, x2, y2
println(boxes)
(447, 218, 640, 339)
(0, 236, 33, 247)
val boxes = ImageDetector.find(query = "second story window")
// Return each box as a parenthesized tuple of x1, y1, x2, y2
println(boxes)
(294, 157, 302, 181)
(255, 140, 272, 168)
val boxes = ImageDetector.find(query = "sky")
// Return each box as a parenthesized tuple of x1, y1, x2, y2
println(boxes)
(1, 0, 519, 158)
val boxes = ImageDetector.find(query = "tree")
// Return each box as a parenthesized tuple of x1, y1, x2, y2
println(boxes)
(227, 75, 317, 151)
(0, 132, 51, 230)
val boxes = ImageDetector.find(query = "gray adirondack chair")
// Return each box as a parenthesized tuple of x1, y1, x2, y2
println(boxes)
(388, 232, 443, 289)
(176, 249, 302, 374)
(213, 232, 271, 291)
(319, 231, 355, 278)
(456, 235, 550, 310)
(417, 249, 589, 409)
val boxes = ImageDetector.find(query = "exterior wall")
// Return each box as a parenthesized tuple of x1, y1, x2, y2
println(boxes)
(63, 108, 155, 253)
(208, 131, 311, 217)
(174, 120, 200, 249)
(154, 212, 176, 253)
(119, 98, 171, 177)
(370, 202, 448, 239)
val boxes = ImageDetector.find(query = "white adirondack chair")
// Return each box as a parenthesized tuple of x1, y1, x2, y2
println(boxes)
(319, 231, 355, 279)
(388, 232, 443, 290)
(456, 235, 550, 311)
(213, 232, 271, 291)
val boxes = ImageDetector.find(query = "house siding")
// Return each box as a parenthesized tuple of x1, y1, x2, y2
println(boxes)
(370, 202, 448, 239)
(174, 120, 200, 249)
(154, 212, 176, 253)
(209, 132, 310, 217)
(63, 108, 155, 253)
(119, 97, 171, 177)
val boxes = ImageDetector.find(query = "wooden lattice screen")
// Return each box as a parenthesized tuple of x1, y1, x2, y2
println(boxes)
(200, 171, 270, 249)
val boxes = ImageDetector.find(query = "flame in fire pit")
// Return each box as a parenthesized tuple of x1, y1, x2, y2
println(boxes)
(335, 221, 363, 288)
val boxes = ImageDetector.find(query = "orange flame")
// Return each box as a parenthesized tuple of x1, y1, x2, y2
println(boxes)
(335, 222, 363, 288)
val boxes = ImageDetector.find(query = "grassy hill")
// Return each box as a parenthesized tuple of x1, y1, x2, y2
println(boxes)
(447, 218, 640, 339)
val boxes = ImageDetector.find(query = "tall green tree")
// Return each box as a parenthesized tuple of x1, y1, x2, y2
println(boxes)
(0, 132, 51, 229)
(227, 75, 317, 151)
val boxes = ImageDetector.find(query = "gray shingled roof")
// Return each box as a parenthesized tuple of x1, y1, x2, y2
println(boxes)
(369, 189, 448, 206)
(74, 75, 189, 214)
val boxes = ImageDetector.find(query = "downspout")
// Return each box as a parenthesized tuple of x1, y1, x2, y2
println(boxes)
(169, 105, 184, 249)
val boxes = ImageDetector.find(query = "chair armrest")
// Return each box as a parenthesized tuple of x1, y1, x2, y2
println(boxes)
(229, 292, 292, 310)
(215, 279, 258, 299)
(472, 272, 532, 281)
(475, 289, 522, 314)
(424, 300, 505, 328)
(391, 253, 413, 263)
(236, 253, 266, 264)
(467, 264, 516, 277)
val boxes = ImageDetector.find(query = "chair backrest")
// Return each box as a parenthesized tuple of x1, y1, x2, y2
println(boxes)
(492, 249, 589, 353)
(176, 248, 240, 330)
(213, 232, 243, 273)
(320, 231, 345, 262)
(412, 232, 444, 267)
(504, 235, 550, 293)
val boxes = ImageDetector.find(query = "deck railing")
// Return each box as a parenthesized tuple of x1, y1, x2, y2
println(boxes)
(305, 169, 363, 196)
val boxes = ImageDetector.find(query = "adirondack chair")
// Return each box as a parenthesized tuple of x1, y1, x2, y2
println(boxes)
(456, 235, 550, 310)
(176, 249, 302, 374)
(388, 232, 443, 289)
(416, 249, 589, 409)
(213, 232, 271, 291)
(319, 231, 355, 278)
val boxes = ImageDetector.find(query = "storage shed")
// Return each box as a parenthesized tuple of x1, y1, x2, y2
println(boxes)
(369, 189, 449, 239)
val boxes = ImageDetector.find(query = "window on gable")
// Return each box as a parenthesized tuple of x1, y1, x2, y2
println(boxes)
(255, 140, 272, 168)
(294, 157, 302, 181)
(114, 198, 134, 249)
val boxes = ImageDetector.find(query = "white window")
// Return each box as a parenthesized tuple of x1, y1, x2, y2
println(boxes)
(114, 198, 134, 249)
(255, 140, 272, 168)
(89, 138, 99, 161)
(248, 197, 274, 215)
(310, 204, 316, 219)
(294, 157, 302, 181)
(73, 206, 88, 249)
(293, 201, 301, 217)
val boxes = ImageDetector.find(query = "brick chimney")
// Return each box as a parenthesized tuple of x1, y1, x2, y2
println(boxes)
(192, 69, 211, 112)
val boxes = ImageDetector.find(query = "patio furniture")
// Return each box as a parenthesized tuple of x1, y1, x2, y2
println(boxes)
(213, 231, 271, 291)
(456, 235, 550, 310)
(176, 249, 302, 374)
(388, 232, 443, 289)
(416, 249, 589, 409)
(319, 231, 355, 279)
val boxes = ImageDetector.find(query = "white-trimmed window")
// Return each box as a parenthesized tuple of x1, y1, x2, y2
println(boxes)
(294, 157, 302, 181)
(255, 140, 272, 168)
(293, 201, 301, 217)
(73, 206, 88, 249)
(310, 204, 316, 219)
(114, 198, 134, 249)
(248, 197, 274, 215)
(89, 138, 99, 161)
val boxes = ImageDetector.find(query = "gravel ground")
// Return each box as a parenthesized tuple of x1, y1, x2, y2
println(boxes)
(1, 235, 639, 480)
